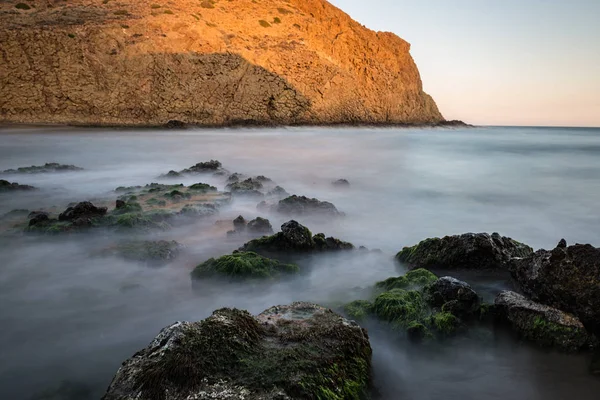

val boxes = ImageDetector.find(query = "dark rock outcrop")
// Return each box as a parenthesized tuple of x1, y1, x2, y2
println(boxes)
(58, 201, 108, 223)
(423, 277, 480, 317)
(0, 179, 36, 192)
(396, 232, 533, 271)
(495, 291, 595, 352)
(226, 178, 264, 197)
(247, 217, 274, 235)
(233, 215, 247, 231)
(511, 240, 600, 334)
(102, 303, 372, 400)
(272, 195, 342, 217)
(332, 179, 350, 187)
(240, 220, 353, 256)
(267, 185, 289, 198)
(181, 160, 223, 174)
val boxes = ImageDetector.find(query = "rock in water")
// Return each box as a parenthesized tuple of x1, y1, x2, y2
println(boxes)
(58, 201, 108, 222)
(240, 220, 353, 256)
(423, 277, 480, 317)
(246, 217, 274, 235)
(495, 291, 594, 352)
(396, 232, 533, 270)
(191, 251, 299, 281)
(511, 240, 600, 334)
(274, 195, 342, 216)
(0, 0, 443, 126)
(332, 179, 350, 187)
(0, 179, 36, 192)
(102, 303, 372, 400)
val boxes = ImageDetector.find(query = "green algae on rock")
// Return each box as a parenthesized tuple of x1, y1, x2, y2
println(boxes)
(102, 303, 372, 400)
(375, 269, 437, 291)
(343, 271, 484, 339)
(240, 220, 353, 258)
(396, 232, 533, 271)
(495, 291, 595, 352)
(191, 251, 299, 280)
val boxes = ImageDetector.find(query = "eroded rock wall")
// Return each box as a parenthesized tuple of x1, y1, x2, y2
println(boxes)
(0, 0, 444, 126)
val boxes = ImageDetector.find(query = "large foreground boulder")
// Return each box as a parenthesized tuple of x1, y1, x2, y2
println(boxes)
(495, 291, 595, 352)
(396, 232, 533, 271)
(240, 220, 353, 257)
(511, 240, 600, 334)
(102, 303, 372, 400)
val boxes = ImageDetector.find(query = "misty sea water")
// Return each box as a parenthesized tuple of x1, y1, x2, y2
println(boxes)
(0, 125, 599, 399)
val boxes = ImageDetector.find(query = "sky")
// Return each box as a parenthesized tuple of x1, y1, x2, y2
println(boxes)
(330, 0, 600, 127)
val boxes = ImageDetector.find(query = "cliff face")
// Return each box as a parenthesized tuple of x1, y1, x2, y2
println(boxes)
(0, 0, 444, 126)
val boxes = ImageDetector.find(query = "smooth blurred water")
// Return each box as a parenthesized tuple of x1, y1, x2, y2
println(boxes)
(0, 125, 599, 399)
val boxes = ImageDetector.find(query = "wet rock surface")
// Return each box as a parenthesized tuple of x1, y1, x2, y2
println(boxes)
(240, 220, 353, 257)
(0, 179, 36, 192)
(267, 195, 342, 217)
(396, 232, 533, 271)
(102, 303, 372, 400)
(495, 291, 595, 352)
(511, 240, 600, 334)
(423, 276, 480, 317)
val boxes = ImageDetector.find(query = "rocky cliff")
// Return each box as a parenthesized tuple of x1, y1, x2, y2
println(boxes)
(0, 0, 444, 126)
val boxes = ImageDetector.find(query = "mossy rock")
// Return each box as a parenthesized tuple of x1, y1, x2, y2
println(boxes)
(375, 269, 437, 291)
(113, 212, 171, 231)
(191, 251, 299, 280)
(240, 220, 353, 258)
(103, 303, 372, 400)
(372, 289, 427, 328)
(164, 189, 191, 199)
(189, 183, 217, 192)
(112, 201, 143, 215)
(429, 312, 461, 335)
(344, 300, 373, 322)
(495, 291, 595, 352)
(396, 232, 533, 271)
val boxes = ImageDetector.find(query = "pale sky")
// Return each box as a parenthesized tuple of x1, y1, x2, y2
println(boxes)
(330, 0, 600, 127)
